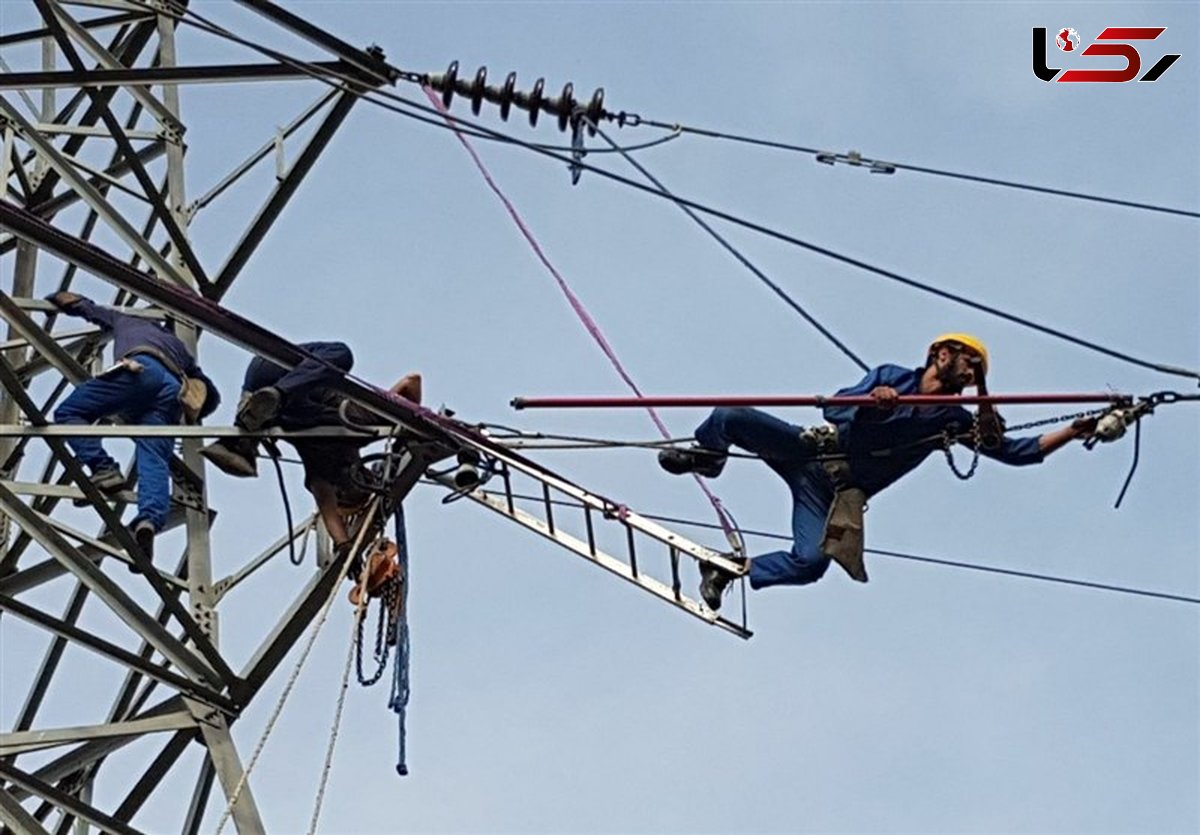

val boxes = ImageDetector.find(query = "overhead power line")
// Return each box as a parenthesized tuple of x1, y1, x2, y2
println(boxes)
(474, 489, 1199, 606)
(122, 0, 1200, 385)
(629, 121, 1200, 220)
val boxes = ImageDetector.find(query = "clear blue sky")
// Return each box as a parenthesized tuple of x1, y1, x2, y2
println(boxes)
(1, 2, 1197, 833)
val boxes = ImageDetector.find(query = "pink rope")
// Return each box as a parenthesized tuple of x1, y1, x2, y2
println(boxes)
(424, 88, 738, 545)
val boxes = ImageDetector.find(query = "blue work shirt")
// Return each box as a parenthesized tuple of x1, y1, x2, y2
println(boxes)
(822, 364, 1043, 496)
(61, 298, 201, 378)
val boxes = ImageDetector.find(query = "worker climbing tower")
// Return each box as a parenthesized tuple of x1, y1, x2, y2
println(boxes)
(0, 3, 747, 831)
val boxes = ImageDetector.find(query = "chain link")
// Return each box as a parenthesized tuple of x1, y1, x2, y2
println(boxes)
(1005, 407, 1109, 433)
(355, 573, 402, 687)
(943, 420, 981, 480)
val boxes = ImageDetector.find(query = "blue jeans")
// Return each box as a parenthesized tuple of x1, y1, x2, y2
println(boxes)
(243, 341, 353, 427)
(695, 407, 833, 588)
(54, 355, 182, 530)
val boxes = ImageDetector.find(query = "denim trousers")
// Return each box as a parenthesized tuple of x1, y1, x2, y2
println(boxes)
(243, 341, 353, 427)
(54, 356, 181, 530)
(695, 407, 834, 588)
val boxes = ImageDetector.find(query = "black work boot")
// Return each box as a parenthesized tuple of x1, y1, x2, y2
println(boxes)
(698, 562, 737, 611)
(657, 445, 728, 478)
(200, 438, 260, 478)
(129, 518, 155, 574)
(73, 465, 126, 506)
(89, 465, 126, 493)
(236, 386, 283, 432)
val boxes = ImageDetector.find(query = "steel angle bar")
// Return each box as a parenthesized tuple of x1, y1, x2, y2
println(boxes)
(432, 473, 750, 639)
(15, 299, 166, 318)
(180, 757, 215, 835)
(231, 0, 398, 86)
(59, 0, 148, 10)
(234, 538, 353, 698)
(0, 290, 90, 383)
(0, 98, 186, 287)
(31, 1, 207, 289)
(42, 516, 189, 588)
(0, 712, 197, 758)
(110, 730, 192, 824)
(26, 124, 159, 140)
(0, 325, 101, 351)
(0, 788, 53, 835)
(191, 712, 265, 835)
(33, 4, 180, 132)
(0, 55, 43, 118)
(0, 761, 141, 835)
(0, 507, 188, 598)
(8, 697, 183, 798)
(0, 592, 234, 711)
(188, 88, 337, 216)
(0, 483, 222, 686)
(209, 89, 358, 299)
(40, 149, 155, 204)
(211, 514, 317, 603)
(0, 12, 147, 49)
(0, 61, 380, 91)
(20, 18, 159, 207)
(2, 583, 90, 760)
(0, 143, 167, 256)
(14, 335, 104, 383)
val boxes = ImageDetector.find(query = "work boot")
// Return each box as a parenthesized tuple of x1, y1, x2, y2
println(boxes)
(89, 465, 126, 494)
(657, 445, 727, 478)
(199, 438, 259, 478)
(698, 561, 738, 611)
(236, 386, 283, 432)
(128, 518, 155, 574)
(72, 465, 125, 506)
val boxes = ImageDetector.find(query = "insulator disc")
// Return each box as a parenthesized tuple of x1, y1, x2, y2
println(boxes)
(557, 82, 574, 132)
(470, 66, 487, 115)
(442, 60, 458, 109)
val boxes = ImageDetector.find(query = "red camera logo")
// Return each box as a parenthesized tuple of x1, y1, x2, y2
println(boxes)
(1033, 27, 1180, 82)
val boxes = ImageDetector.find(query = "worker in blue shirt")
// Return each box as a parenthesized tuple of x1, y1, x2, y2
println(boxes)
(200, 341, 421, 556)
(48, 291, 219, 559)
(658, 334, 1099, 610)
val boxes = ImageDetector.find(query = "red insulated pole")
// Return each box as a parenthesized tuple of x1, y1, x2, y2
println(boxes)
(510, 393, 1132, 410)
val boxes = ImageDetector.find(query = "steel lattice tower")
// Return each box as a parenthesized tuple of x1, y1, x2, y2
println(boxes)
(0, 3, 404, 832)
(0, 3, 753, 832)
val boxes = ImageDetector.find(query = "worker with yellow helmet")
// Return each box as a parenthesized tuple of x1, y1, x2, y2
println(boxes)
(658, 334, 1099, 610)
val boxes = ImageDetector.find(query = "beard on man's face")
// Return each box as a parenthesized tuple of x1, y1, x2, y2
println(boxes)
(936, 363, 965, 394)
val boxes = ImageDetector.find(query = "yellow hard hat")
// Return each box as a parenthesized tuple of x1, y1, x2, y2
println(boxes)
(929, 333, 989, 374)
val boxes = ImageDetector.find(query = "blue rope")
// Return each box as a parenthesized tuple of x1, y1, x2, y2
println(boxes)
(389, 504, 411, 776)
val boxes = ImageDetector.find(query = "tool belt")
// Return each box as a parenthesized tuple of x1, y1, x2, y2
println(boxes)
(803, 424, 869, 583)
(123, 347, 208, 425)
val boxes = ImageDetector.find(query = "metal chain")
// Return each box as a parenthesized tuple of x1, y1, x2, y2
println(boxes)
(355, 574, 401, 687)
(1005, 407, 1108, 433)
(943, 420, 981, 480)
